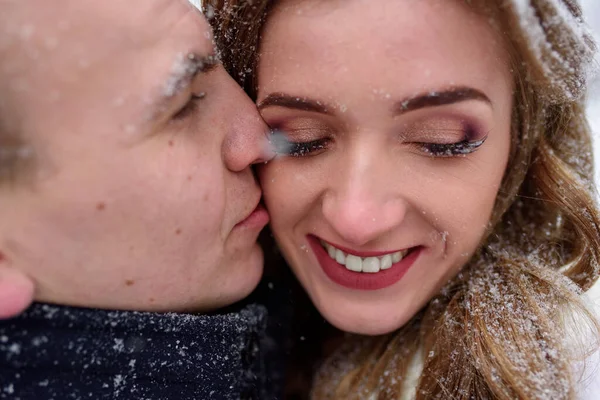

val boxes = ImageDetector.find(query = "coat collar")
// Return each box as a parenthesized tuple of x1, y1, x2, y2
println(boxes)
(0, 302, 268, 399)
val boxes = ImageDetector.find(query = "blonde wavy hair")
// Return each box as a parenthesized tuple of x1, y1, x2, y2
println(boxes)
(208, 0, 600, 398)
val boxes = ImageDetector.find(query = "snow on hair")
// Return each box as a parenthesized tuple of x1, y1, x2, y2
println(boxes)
(509, 0, 596, 102)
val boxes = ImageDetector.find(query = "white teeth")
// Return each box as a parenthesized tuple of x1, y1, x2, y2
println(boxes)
(321, 241, 409, 273)
(335, 249, 346, 265)
(362, 257, 380, 273)
(327, 245, 336, 259)
(345, 255, 362, 272)
(380, 254, 393, 270)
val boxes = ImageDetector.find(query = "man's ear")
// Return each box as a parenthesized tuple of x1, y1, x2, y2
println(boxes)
(0, 254, 34, 319)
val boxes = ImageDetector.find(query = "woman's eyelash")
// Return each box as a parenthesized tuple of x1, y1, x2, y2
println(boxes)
(172, 92, 206, 121)
(417, 136, 487, 157)
(278, 139, 330, 157)
(268, 128, 330, 157)
(270, 131, 487, 158)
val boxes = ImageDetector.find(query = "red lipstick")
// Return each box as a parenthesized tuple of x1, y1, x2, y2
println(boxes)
(308, 236, 421, 291)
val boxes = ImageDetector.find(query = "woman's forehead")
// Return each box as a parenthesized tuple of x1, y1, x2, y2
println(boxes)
(262, 0, 503, 62)
(259, 0, 509, 102)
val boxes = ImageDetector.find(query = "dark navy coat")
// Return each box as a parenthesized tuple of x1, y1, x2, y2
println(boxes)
(0, 300, 283, 400)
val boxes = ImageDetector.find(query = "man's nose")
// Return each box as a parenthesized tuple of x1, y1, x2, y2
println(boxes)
(222, 84, 274, 172)
(321, 162, 408, 247)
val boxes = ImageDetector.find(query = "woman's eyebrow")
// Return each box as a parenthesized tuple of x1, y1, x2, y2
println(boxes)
(258, 87, 491, 117)
(258, 93, 333, 115)
(394, 87, 492, 115)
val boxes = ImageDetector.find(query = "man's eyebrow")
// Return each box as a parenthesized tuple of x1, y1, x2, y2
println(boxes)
(162, 52, 220, 98)
(258, 93, 333, 115)
(146, 52, 219, 123)
(394, 87, 492, 115)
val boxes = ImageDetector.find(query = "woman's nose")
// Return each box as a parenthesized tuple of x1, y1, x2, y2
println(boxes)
(321, 165, 408, 247)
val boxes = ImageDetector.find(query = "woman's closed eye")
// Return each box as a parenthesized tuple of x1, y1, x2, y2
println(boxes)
(275, 136, 487, 158)
(280, 138, 331, 157)
(411, 136, 488, 157)
(405, 124, 489, 158)
(270, 132, 488, 159)
(268, 124, 333, 158)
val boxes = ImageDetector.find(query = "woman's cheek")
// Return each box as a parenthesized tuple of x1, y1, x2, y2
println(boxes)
(259, 160, 318, 226)
(258, 161, 289, 216)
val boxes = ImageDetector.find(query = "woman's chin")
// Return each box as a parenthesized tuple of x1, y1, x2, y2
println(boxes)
(313, 298, 416, 336)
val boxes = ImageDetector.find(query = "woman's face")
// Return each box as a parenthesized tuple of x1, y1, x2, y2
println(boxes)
(257, 0, 513, 335)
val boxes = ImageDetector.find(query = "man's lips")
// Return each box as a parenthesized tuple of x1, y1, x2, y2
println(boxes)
(234, 202, 269, 229)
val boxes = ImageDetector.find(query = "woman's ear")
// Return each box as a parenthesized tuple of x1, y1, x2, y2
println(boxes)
(0, 253, 34, 319)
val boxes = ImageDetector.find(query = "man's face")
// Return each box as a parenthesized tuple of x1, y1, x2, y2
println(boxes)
(0, 0, 271, 313)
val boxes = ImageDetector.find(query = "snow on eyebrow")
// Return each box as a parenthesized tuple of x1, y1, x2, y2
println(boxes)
(162, 52, 219, 98)
(163, 53, 201, 97)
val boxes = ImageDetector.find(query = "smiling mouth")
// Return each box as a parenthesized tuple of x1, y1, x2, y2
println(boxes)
(319, 240, 411, 273)
(309, 236, 421, 290)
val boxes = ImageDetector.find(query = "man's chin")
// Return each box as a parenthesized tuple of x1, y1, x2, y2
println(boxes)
(210, 244, 265, 309)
